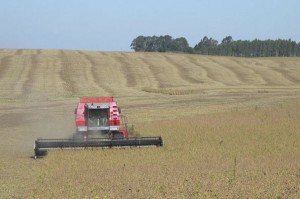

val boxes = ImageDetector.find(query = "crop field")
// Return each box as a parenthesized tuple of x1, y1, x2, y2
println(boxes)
(0, 49, 300, 198)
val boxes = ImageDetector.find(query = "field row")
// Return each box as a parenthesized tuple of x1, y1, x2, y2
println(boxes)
(1, 49, 300, 102)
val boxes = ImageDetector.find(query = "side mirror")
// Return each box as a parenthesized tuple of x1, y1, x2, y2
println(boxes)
(118, 107, 121, 114)
(74, 108, 77, 114)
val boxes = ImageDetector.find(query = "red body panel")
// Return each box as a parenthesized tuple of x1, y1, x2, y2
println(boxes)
(75, 103, 86, 127)
(75, 97, 128, 138)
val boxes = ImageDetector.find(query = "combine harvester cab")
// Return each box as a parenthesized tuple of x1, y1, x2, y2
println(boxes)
(34, 97, 163, 159)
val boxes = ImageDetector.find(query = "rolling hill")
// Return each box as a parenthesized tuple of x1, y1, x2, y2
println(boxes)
(0, 49, 299, 198)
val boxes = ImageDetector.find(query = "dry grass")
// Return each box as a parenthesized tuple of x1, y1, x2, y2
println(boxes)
(142, 87, 198, 95)
(0, 49, 300, 198)
(13, 101, 299, 198)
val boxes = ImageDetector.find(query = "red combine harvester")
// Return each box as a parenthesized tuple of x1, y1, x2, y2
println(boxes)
(74, 97, 129, 139)
(34, 97, 163, 159)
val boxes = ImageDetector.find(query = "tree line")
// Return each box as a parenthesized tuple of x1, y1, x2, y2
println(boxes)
(130, 35, 300, 57)
(130, 35, 193, 53)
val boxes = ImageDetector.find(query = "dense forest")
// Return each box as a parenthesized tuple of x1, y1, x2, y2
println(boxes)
(130, 35, 300, 57)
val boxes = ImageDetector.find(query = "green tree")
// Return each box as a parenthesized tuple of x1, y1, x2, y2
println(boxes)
(131, 35, 300, 57)
(131, 35, 191, 53)
(130, 36, 147, 52)
(220, 36, 234, 56)
(194, 36, 218, 55)
(172, 37, 191, 52)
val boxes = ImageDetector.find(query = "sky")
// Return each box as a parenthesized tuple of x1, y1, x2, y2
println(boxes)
(0, 0, 299, 51)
